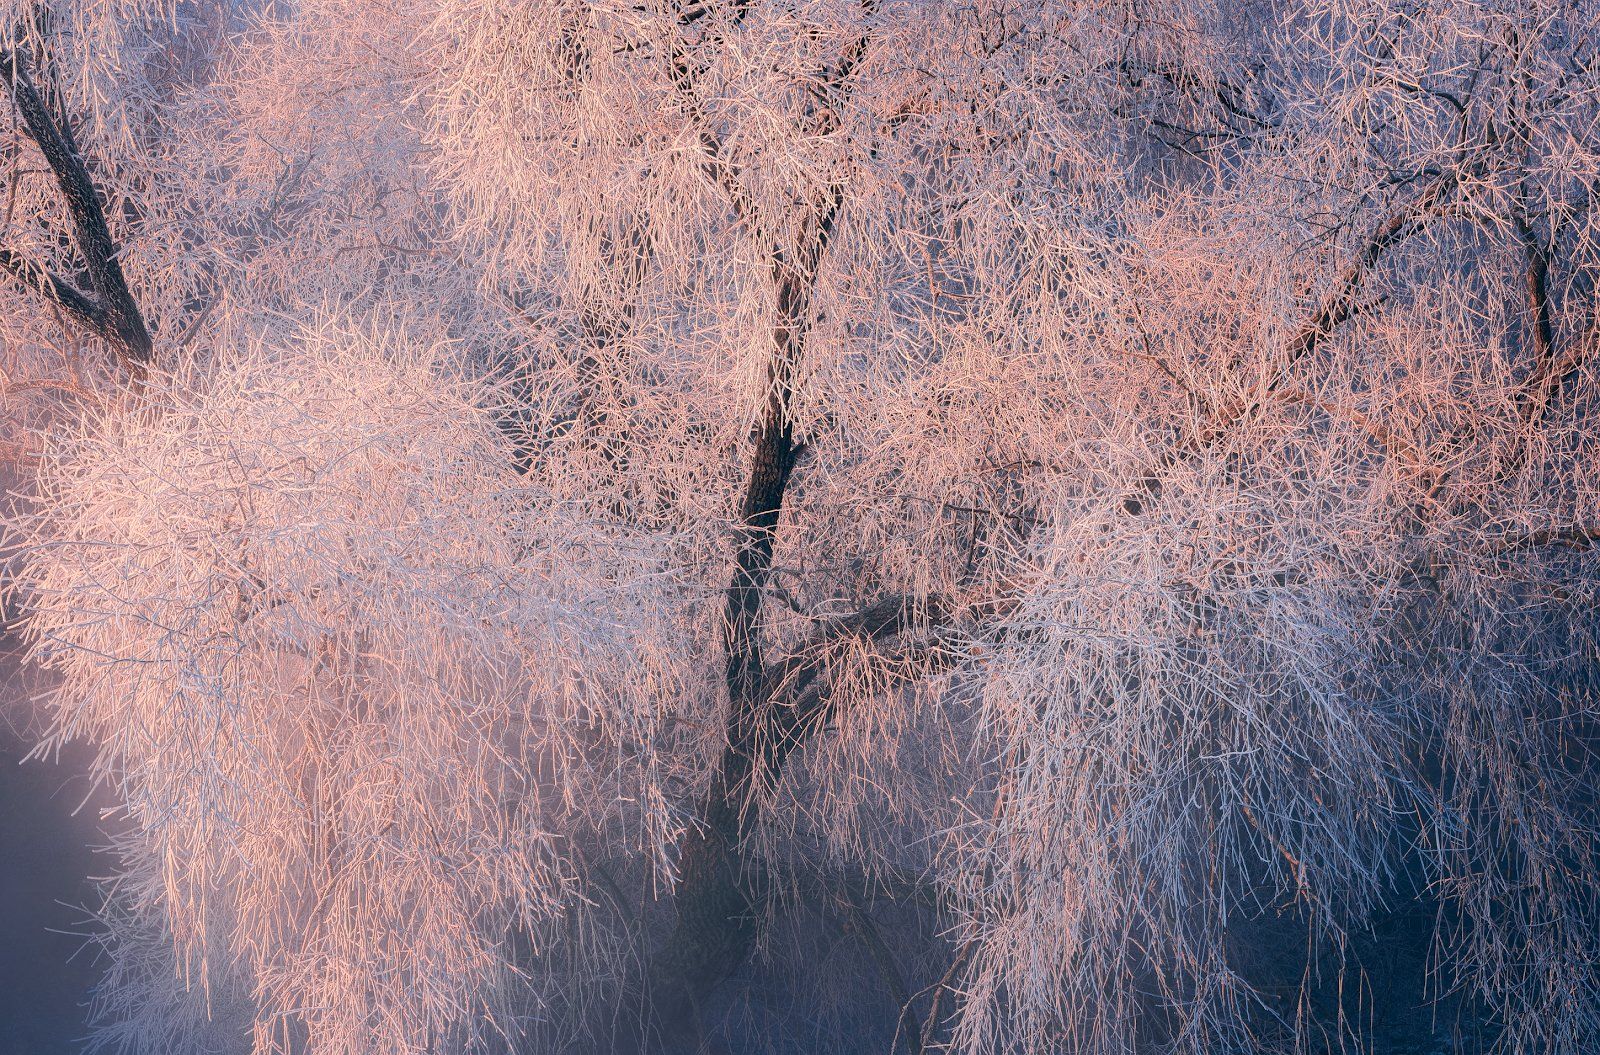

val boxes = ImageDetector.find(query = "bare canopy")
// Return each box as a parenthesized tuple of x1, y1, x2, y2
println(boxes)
(3, 1, 1600, 1054)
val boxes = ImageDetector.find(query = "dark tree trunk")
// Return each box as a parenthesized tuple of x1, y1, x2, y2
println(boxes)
(621, 18, 869, 1045)
(621, 156, 862, 1040)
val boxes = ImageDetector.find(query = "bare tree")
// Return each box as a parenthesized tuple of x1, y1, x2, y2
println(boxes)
(5, 1, 1600, 1054)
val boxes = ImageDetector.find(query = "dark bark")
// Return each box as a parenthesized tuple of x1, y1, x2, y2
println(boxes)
(628, 13, 885, 1046)
(0, 47, 152, 366)
(1511, 202, 1583, 428)
(638, 218, 834, 1051)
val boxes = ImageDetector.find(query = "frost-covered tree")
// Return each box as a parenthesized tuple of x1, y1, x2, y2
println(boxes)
(5, 1, 1600, 1054)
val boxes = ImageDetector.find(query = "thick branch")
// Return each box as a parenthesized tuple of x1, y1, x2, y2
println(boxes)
(0, 244, 101, 325)
(663, 26, 756, 231)
(1511, 203, 1583, 427)
(0, 48, 152, 364)
(1394, 523, 1600, 599)
(1483, 522, 1600, 556)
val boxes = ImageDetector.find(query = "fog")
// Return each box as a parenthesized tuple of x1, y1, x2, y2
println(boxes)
(1, 642, 102, 1054)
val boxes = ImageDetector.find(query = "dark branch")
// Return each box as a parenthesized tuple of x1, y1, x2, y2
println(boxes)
(0, 244, 101, 325)
(645, 14, 878, 1033)
(1511, 202, 1582, 427)
(917, 938, 976, 1054)
(1485, 523, 1600, 556)
(752, 592, 947, 788)
(0, 47, 152, 365)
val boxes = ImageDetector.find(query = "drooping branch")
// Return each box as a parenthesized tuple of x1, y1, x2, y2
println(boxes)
(0, 47, 152, 365)
(0, 243, 101, 323)
(1393, 522, 1600, 599)
(917, 937, 976, 1054)
(753, 592, 948, 790)
(663, 20, 757, 233)
(529, 215, 658, 480)
(1477, 522, 1600, 557)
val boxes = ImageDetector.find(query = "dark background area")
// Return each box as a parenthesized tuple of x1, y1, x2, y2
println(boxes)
(1, 638, 103, 1055)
